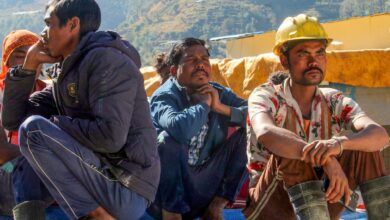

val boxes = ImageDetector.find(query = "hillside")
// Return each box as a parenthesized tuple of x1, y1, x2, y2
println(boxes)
(0, 0, 389, 65)
(0, 0, 130, 44)
(118, 0, 389, 64)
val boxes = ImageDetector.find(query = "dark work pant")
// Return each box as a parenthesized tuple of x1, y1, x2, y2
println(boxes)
(150, 128, 248, 219)
(18, 115, 148, 220)
(12, 156, 53, 205)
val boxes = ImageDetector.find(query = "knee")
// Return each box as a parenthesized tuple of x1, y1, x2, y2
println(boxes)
(157, 131, 187, 163)
(19, 115, 50, 134)
(18, 116, 51, 150)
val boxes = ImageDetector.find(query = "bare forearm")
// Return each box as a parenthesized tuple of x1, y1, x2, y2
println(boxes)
(257, 124, 307, 160)
(341, 124, 389, 152)
(0, 143, 20, 165)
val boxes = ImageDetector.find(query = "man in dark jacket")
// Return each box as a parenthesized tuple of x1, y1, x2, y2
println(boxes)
(2, 0, 160, 219)
(149, 38, 248, 220)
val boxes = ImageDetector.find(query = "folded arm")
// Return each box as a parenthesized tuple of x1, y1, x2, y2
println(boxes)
(151, 93, 210, 144)
(251, 111, 307, 160)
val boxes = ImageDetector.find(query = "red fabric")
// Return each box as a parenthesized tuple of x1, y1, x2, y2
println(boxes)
(356, 203, 366, 211)
(226, 127, 237, 139)
(225, 126, 249, 209)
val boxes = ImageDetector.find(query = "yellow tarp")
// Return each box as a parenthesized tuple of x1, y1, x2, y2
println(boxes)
(142, 49, 390, 99)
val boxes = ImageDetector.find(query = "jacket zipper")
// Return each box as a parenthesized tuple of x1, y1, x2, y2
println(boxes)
(52, 80, 64, 115)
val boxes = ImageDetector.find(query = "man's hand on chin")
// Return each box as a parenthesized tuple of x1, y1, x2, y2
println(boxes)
(196, 84, 221, 109)
(23, 41, 61, 71)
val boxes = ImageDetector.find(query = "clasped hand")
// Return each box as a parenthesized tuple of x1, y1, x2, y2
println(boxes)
(301, 139, 342, 166)
(190, 84, 221, 111)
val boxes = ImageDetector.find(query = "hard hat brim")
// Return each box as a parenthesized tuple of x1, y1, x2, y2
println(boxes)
(273, 37, 333, 56)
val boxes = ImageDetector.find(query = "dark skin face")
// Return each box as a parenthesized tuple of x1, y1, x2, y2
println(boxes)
(7, 45, 30, 68)
(171, 45, 211, 93)
(280, 40, 327, 87)
(7, 45, 42, 78)
(21, 5, 80, 71)
(41, 5, 79, 58)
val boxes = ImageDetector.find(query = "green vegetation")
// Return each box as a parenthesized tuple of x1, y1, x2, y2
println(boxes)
(0, 0, 388, 65)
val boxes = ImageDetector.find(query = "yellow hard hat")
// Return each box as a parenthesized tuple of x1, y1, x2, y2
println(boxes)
(273, 14, 332, 56)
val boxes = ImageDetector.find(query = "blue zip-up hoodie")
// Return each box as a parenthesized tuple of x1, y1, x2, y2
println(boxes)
(150, 78, 247, 165)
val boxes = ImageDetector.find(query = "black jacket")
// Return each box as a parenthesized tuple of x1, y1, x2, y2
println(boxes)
(2, 31, 160, 202)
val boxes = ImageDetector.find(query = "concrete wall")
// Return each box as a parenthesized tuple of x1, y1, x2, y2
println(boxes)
(326, 13, 390, 51)
(225, 13, 390, 58)
(329, 83, 390, 126)
(226, 32, 275, 58)
(382, 126, 390, 171)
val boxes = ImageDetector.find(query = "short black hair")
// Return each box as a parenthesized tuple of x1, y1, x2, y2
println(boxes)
(167, 37, 210, 67)
(154, 53, 170, 83)
(46, 0, 101, 37)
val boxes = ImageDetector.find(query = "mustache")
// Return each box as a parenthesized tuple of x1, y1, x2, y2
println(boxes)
(191, 69, 209, 77)
(303, 67, 323, 75)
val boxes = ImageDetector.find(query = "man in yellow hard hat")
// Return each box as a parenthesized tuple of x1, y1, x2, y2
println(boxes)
(244, 14, 390, 219)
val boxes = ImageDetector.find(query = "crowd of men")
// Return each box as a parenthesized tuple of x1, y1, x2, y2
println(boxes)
(0, 0, 389, 220)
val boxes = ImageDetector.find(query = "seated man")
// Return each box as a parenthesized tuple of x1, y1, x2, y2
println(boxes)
(2, 0, 160, 219)
(0, 30, 51, 219)
(149, 38, 248, 220)
(244, 14, 390, 220)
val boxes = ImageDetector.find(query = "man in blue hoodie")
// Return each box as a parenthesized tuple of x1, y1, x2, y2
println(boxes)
(150, 38, 248, 220)
(1, 0, 160, 219)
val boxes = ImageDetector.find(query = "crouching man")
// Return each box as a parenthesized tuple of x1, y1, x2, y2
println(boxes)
(149, 38, 248, 220)
(244, 14, 390, 220)
(2, 0, 160, 219)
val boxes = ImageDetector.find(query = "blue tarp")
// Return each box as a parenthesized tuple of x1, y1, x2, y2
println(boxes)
(1, 207, 368, 220)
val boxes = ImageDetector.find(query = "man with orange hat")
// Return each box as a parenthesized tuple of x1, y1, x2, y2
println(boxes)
(0, 30, 46, 148)
(244, 14, 390, 219)
(0, 30, 51, 219)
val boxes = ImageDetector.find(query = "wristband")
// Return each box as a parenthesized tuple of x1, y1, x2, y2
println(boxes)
(20, 68, 37, 75)
(332, 137, 344, 158)
(9, 65, 36, 77)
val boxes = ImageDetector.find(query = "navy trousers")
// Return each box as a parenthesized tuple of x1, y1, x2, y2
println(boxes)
(12, 156, 53, 205)
(18, 115, 148, 220)
(150, 128, 248, 219)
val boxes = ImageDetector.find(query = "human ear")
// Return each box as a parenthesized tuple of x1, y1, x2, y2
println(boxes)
(170, 66, 177, 76)
(68, 17, 80, 32)
(280, 54, 289, 70)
